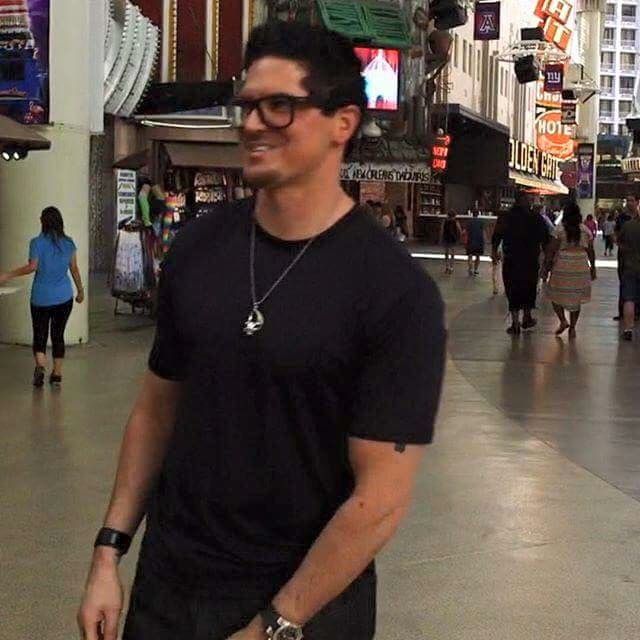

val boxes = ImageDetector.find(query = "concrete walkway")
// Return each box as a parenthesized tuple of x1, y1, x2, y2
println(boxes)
(0, 263, 638, 640)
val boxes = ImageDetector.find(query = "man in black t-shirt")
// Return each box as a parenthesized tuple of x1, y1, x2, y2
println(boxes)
(614, 195, 639, 320)
(78, 22, 445, 640)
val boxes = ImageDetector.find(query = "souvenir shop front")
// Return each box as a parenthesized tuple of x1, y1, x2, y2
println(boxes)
(111, 118, 250, 314)
(340, 161, 442, 239)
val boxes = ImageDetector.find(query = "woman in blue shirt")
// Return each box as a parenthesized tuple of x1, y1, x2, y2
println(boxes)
(0, 207, 84, 387)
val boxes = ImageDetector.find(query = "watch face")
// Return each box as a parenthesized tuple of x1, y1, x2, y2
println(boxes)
(274, 626, 302, 640)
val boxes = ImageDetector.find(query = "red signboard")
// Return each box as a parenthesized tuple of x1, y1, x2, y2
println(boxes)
(431, 134, 452, 172)
(534, 0, 574, 51)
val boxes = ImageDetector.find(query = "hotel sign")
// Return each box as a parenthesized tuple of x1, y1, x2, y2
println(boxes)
(509, 138, 560, 181)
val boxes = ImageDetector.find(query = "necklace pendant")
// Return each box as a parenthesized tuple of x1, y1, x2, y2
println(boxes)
(243, 306, 265, 336)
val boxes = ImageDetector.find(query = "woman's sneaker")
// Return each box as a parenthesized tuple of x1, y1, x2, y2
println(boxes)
(49, 374, 62, 387)
(32, 366, 45, 388)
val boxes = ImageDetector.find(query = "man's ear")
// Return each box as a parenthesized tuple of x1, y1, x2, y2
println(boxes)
(333, 105, 362, 147)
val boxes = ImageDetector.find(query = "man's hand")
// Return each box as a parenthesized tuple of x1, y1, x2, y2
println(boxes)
(77, 548, 124, 640)
(76, 288, 85, 304)
(226, 615, 264, 640)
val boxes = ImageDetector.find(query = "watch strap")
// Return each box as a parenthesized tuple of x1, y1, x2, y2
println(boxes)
(94, 527, 132, 556)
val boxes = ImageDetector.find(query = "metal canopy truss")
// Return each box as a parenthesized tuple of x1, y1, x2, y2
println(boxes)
(497, 40, 599, 101)
(497, 40, 570, 64)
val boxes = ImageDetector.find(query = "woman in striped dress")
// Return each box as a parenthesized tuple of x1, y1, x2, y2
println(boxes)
(544, 202, 597, 338)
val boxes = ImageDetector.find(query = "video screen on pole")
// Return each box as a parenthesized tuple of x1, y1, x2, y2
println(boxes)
(354, 47, 400, 112)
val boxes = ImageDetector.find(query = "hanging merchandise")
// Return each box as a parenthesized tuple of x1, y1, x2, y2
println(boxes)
(112, 220, 157, 315)
(473, 2, 500, 41)
(429, 0, 468, 30)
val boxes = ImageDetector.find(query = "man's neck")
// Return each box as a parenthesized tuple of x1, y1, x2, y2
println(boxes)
(255, 182, 354, 241)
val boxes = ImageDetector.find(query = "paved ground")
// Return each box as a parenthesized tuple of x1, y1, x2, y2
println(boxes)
(1, 260, 639, 640)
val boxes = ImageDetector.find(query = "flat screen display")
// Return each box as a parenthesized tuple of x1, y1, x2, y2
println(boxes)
(354, 47, 400, 112)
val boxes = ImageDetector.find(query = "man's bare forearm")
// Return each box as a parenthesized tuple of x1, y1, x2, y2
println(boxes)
(101, 372, 181, 539)
(272, 495, 408, 625)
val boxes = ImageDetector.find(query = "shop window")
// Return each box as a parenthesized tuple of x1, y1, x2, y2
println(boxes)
(463, 40, 467, 73)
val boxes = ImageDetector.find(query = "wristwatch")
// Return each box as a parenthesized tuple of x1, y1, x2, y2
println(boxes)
(94, 527, 132, 556)
(260, 604, 304, 640)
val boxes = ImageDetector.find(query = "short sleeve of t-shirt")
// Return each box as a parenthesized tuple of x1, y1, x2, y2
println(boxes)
(29, 237, 39, 261)
(349, 275, 446, 445)
(148, 249, 187, 381)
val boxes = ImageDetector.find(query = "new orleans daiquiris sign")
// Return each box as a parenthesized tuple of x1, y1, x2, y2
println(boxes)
(509, 138, 561, 181)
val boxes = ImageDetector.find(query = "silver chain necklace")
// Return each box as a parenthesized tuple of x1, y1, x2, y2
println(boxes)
(243, 221, 316, 336)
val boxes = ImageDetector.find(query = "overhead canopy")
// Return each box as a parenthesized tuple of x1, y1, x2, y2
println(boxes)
(431, 104, 510, 187)
(0, 115, 50, 151)
(509, 169, 568, 195)
(113, 150, 149, 170)
(316, 0, 412, 49)
(163, 142, 243, 169)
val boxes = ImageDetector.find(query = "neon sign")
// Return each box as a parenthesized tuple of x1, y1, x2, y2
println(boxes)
(431, 134, 452, 172)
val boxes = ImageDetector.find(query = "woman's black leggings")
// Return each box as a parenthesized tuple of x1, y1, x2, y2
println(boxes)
(30, 299, 73, 359)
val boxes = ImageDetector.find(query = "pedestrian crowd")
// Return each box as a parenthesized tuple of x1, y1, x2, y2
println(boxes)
(439, 193, 640, 340)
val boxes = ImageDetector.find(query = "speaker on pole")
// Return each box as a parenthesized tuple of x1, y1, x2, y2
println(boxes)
(514, 55, 540, 84)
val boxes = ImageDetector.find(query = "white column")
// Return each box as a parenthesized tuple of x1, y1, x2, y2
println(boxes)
(575, 0, 604, 215)
(0, 0, 94, 346)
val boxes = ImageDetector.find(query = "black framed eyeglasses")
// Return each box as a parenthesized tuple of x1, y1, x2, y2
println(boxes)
(230, 93, 327, 129)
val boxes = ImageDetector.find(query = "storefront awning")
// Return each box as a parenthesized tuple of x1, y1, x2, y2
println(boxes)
(509, 169, 568, 195)
(163, 142, 244, 169)
(0, 115, 50, 151)
(316, 0, 412, 48)
(430, 104, 509, 186)
(114, 150, 149, 170)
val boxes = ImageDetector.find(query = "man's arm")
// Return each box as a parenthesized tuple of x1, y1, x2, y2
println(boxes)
(235, 438, 426, 638)
(77, 371, 181, 640)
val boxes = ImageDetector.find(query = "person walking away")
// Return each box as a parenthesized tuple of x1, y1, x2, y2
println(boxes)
(584, 214, 598, 243)
(0, 206, 84, 386)
(380, 203, 396, 235)
(544, 202, 596, 338)
(77, 21, 446, 640)
(602, 213, 616, 257)
(491, 212, 507, 295)
(441, 211, 461, 274)
(394, 204, 409, 241)
(617, 205, 640, 340)
(466, 210, 484, 276)
(492, 192, 550, 335)
(614, 196, 638, 320)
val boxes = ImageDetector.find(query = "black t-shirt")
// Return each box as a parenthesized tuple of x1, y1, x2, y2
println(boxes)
(142, 199, 446, 598)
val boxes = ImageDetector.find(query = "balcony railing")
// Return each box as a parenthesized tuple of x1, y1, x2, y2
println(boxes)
(600, 111, 614, 119)
(601, 62, 615, 72)
(620, 63, 637, 73)
(621, 14, 637, 24)
(619, 87, 636, 96)
(600, 86, 615, 96)
(602, 38, 615, 47)
(621, 39, 637, 49)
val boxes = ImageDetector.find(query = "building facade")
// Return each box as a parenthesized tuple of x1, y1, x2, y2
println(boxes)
(599, 0, 639, 136)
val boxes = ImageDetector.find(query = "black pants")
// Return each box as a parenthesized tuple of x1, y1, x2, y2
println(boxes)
(122, 563, 377, 640)
(30, 299, 73, 359)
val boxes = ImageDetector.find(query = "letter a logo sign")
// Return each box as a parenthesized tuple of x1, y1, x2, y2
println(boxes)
(474, 2, 501, 41)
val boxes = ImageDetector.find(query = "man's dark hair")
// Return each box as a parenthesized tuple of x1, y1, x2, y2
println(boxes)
(244, 21, 367, 123)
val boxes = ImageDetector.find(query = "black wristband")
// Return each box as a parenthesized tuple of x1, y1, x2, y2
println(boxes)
(94, 527, 132, 556)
